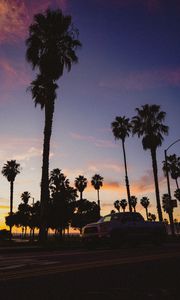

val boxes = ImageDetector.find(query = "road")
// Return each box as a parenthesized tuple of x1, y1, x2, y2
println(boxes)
(0, 243, 180, 299)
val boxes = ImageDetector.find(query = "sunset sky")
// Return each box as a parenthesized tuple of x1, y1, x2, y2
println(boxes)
(0, 0, 180, 228)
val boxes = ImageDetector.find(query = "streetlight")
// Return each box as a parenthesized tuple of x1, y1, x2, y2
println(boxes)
(164, 138, 180, 235)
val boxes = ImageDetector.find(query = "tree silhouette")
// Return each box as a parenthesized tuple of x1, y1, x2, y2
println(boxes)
(114, 200, 121, 212)
(18, 192, 31, 238)
(26, 9, 81, 241)
(49, 169, 77, 238)
(174, 188, 180, 201)
(162, 154, 180, 189)
(120, 199, 127, 212)
(71, 199, 99, 233)
(130, 196, 137, 212)
(140, 196, 150, 220)
(2, 160, 21, 236)
(75, 175, 88, 200)
(111, 116, 132, 212)
(132, 104, 168, 221)
(91, 174, 103, 214)
(162, 193, 173, 215)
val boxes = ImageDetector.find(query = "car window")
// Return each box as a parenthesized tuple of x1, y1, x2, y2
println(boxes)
(103, 215, 111, 222)
(111, 214, 122, 221)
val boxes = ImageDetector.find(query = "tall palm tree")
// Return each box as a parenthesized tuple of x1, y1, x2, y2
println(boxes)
(120, 199, 127, 212)
(111, 116, 132, 212)
(130, 196, 137, 212)
(2, 160, 21, 235)
(132, 104, 168, 221)
(162, 154, 180, 189)
(91, 174, 103, 212)
(75, 175, 88, 200)
(140, 196, 150, 220)
(26, 9, 81, 241)
(114, 200, 121, 212)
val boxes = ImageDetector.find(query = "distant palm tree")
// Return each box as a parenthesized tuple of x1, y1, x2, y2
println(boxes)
(19, 191, 31, 238)
(132, 104, 168, 221)
(2, 160, 21, 235)
(130, 196, 137, 212)
(162, 154, 180, 189)
(111, 116, 132, 212)
(75, 175, 88, 200)
(21, 191, 31, 205)
(162, 193, 172, 215)
(26, 9, 81, 241)
(120, 199, 127, 212)
(140, 196, 150, 220)
(91, 174, 103, 212)
(114, 200, 121, 212)
(174, 188, 180, 202)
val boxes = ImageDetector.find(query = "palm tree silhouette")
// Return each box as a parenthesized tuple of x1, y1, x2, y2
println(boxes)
(2, 160, 20, 235)
(21, 191, 31, 205)
(75, 175, 88, 200)
(120, 199, 127, 212)
(26, 9, 81, 241)
(111, 116, 132, 212)
(132, 104, 168, 221)
(162, 154, 180, 189)
(174, 188, 180, 202)
(130, 196, 137, 212)
(91, 174, 103, 212)
(114, 200, 121, 212)
(19, 191, 31, 238)
(162, 194, 173, 225)
(140, 196, 150, 220)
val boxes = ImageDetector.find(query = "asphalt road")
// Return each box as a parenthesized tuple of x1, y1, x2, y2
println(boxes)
(0, 243, 180, 299)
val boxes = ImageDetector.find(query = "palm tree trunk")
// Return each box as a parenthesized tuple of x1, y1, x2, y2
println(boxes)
(145, 207, 148, 220)
(122, 141, 132, 212)
(150, 148, 163, 221)
(39, 102, 54, 242)
(10, 181, 13, 215)
(9, 180, 14, 237)
(175, 179, 179, 189)
(97, 189, 101, 217)
(80, 191, 83, 200)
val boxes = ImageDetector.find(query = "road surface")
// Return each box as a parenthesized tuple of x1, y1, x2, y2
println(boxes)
(0, 243, 179, 299)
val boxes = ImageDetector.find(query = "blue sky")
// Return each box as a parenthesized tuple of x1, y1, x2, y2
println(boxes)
(0, 0, 180, 227)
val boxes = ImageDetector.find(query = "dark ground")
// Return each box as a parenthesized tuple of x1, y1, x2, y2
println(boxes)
(0, 242, 179, 300)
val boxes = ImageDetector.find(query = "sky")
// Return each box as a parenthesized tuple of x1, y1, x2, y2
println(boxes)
(0, 0, 180, 228)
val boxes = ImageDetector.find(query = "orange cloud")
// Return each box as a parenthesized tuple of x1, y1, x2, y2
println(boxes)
(0, 0, 68, 44)
(0, 205, 9, 210)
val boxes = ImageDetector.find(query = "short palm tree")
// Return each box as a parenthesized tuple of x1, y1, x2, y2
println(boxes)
(111, 116, 132, 212)
(140, 196, 150, 220)
(21, 191, 31, 205)
(174, 188, 180, 201)
(130, 196, 137, 212)
(120, 199, 127, 212)
(2, 160, 21, 235)
(75, 175, 88, 200)
(26, 9, 81, 241)
(162, 193, 172, 215)
(162, 154, 180, 189)
(91, 174, 103, 212)
(132, 104, 169, 221)
(2, 160, 21, 215)
(114, 200, 121, 212)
